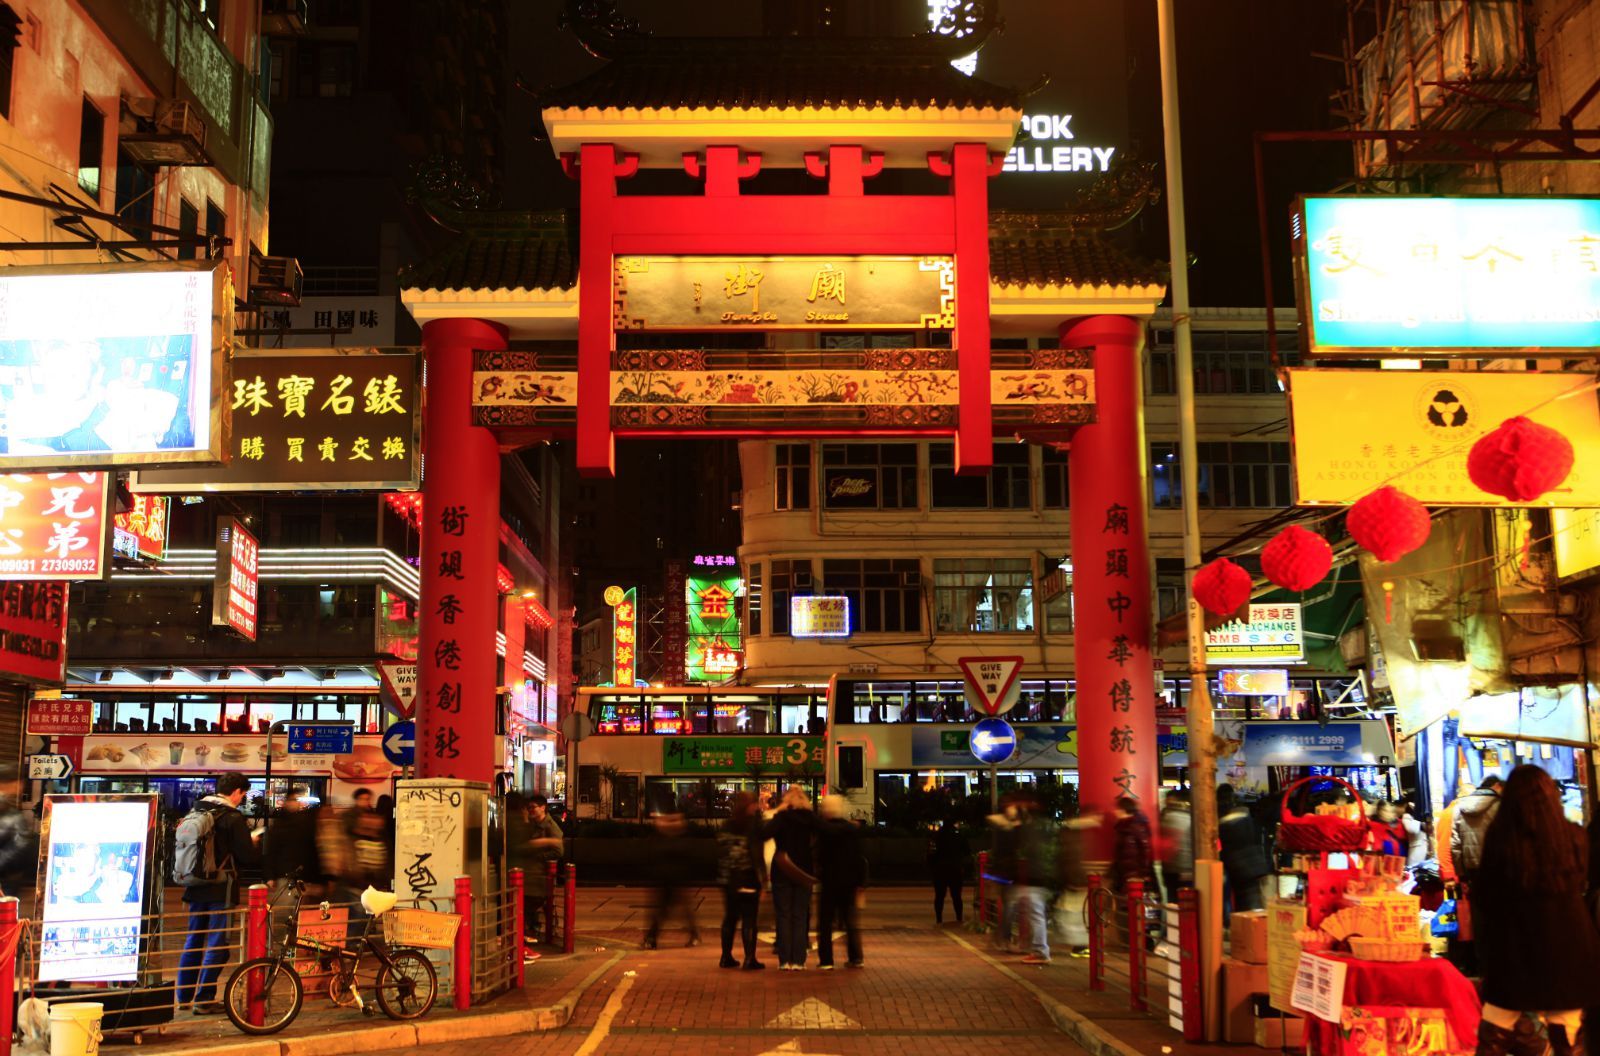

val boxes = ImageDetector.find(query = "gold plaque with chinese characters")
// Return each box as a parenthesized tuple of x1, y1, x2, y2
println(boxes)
(613, 256, 955, 331)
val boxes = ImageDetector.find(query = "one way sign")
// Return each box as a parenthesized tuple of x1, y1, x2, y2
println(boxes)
(958, 656, 1025, 717)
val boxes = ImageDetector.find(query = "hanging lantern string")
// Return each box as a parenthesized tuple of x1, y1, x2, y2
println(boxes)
(1216, 374, 1600, 560)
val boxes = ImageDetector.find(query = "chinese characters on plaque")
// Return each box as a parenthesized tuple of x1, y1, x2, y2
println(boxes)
(0, 473, 110, 579)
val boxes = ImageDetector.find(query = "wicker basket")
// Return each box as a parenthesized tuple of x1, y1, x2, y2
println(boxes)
(1348, 936, 1428, 962)
(1278, 775, 1372, 853)
(382, 908, 462, 950)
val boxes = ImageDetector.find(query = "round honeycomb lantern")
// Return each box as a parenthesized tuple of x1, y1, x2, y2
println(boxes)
(1192, 557, 1252, 617)
(1261, 525, 1333, 591)
(1467, 416, 1574, 502)
(1346, 486, 1431, 563)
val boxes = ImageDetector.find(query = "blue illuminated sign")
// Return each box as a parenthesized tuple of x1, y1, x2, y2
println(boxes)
(969, 718, 1017, 765)
(1298, 196, 1600, 350)
(287, 724, 354, 755)
(1242, 722, 1369, 766)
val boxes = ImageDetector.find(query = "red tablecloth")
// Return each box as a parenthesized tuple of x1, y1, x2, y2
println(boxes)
(1307, 954, 1481, 1055)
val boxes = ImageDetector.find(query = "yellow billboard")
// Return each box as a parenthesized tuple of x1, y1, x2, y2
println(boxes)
(1553, 507, 1600, 579)
(1287, 369, 1600, 506)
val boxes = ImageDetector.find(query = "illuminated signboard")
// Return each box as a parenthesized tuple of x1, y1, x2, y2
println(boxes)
(608, 586, 637, 687)
(1218, 669, 1291, 696)
(0, 261, 229, 468)
(0, 581, 68, 683)
(0, 472, 110, 580)
(39, 795, 159, 982)
(112, 494, 169, 562)
(614, 256, 954, 330)
(135, 348, 420, 492)
(791, 595, 851, 639)
(686, 567, 743, 683)
(1295, 196, 1600, 351)
(1287, 369, 1600, 506)
(1205, 604, 1304, 664)
(212, 516, 259, 641)
(1553, 507, 1600, 579)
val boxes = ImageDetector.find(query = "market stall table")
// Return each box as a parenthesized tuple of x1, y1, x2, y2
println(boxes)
(1306, 954, 1481, 1055)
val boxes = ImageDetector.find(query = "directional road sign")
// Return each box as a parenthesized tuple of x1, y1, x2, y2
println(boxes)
(958, 655, 1025, 716)
(27, 754, 73, 780)
(287, 724, 354, 755)
(382, 720, 416, 767)
(969, 718, 1018, 765)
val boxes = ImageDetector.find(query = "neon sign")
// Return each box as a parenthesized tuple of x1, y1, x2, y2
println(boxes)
(686, 569, 743, 682)
(608, 586, 637, 687)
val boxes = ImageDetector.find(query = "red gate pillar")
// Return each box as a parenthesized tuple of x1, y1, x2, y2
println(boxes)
(418, 316, 507, 780)
(1065, 314, 1158, 823)
(949, 142, 995, 474)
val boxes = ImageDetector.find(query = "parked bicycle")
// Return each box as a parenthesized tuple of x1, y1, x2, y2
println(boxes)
(222, 881, 437, 1035)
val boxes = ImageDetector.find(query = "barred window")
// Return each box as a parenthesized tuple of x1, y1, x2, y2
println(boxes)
(820, 444, 918, 510)
(821, 559, 922, 634)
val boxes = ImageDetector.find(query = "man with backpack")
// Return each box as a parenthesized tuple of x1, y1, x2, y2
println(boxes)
(175, 773, 261, 1014)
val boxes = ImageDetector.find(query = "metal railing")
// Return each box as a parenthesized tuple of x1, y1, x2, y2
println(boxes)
(1086, 875, 1202, 1037)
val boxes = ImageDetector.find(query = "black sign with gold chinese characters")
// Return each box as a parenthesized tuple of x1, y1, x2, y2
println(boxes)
(133, 349, 420, 492)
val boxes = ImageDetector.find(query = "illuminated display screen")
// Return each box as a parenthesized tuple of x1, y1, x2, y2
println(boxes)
(790, 595, 851, 638)
(39, 797, 158, 982)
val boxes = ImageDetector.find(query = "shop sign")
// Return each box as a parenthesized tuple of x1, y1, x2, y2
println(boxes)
(0, 581, 68, 683)
(1218, 669, 1290, 696)
(609, 586, 637, 687)
(375, 587, 419, 661)
(1205, 604, 1304, 664)
(0, 472, 110, 579)
(39, 795, 159, 982)
(0, 261, 229, 468)
(1240, 720, 1392, 766)
(258, 296, 396, 348)
(1003, 114, 1118, 175)
(27, 697, 92, 735)
(112, 493, 169, 562)
(135, 349, 420, 492)
(692, 554, 736, 567)
(1287, 369, 1600, 506)
(662, 735, 824, 774)
(614, 256, 955, 330)
(79, 732, 392, 778)
(790, 595, 850, 638)
(1295, 196, 1600, 351)
(1553, 508, 1600, 579)
(212, 516, 259, 641)
(686, 568, 742, 683)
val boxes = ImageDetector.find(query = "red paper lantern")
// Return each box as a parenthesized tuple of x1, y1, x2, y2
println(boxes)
(1347, 486, 1431, 563)
(1261, 525, 1333, 591)
(1467, 416, 1575, 502)
(1192, 557, 1252, 616)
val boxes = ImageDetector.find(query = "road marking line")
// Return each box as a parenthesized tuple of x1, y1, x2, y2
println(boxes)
(573, 969, 636, 1056)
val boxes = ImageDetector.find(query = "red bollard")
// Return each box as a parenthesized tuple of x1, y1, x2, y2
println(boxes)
(509, 867, 525, 989)
(0, 896, 18, 1056)
(1178, 888, 1203, 1042)
(1127, 878, 1147, 1011)
(246, 884, 269, 1027)
(563, 864, 577, 954)
(1087, 874, 1105, 992)
(976, 852, 989, 927)
(453, 876, 473, 1011)
(545, 861, 558, 946)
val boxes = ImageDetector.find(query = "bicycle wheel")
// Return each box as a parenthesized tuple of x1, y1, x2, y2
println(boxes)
(375, 950, 438, 1020)
(223, 957, 304, 1035)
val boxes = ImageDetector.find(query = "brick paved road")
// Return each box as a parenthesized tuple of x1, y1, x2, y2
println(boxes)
(417, 924, 1087, 1056)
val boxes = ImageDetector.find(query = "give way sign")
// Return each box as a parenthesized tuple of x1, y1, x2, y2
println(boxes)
(378, 661, 418, 720)
(958, 656, 1025, 716)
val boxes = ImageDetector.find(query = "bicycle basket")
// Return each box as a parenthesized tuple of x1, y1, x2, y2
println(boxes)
(382, 908, 462, 950)
(1278, 775, 1372, 853)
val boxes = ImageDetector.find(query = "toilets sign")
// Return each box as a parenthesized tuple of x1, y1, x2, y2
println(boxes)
(1004, 114, 1118, 175)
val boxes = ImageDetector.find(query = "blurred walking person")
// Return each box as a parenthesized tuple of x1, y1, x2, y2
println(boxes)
(1012, 795, 1057, 965)
(986, 795, 1021, 952)
(1218, 785, 1273, 914)
(1055, 814, 1099, 957)
(716, 793, 765, 970)
(928, 818, 970, 925)
(1158, 788, 1193, 899)
(1472, 766, 1600, 1056)
(763, 786, 818, 970)
(816, 796, 865, 969)
(643, 809, 700, 949)
(1111, 797, 1155, 950)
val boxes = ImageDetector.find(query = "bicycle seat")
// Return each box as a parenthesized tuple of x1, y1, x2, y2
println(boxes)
(360, 887, 398, 916)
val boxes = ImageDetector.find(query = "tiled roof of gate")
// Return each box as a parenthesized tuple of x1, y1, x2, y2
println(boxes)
(989, 231, 1166, 290)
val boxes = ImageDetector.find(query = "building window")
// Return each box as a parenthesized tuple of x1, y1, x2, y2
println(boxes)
(933, 557, 1034, 633)
(1042, 563, 1073, 633)
(1151, 441, 1292, 509)
(821, 559, 922, 634)
(177, 199, 199, 260)
(77, 98, 103, 198)
(295, 41, 356, 98)
(1155, 558, 1186, 621)
(745, 563, 762, 636)
(1147, 327, 1300, 395)
(771, 558, 811, 635)
(820, 443, 917, 510)
(205, 200, 226, 254)
(0, 6, 20, 121)
(1042, 447, 1069, 509)
(775, 443, 811, 511)
(113, 146, 153, 232)
(930, 442, 1031, 509)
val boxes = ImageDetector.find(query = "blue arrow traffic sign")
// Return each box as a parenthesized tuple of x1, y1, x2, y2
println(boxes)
(286, 724, 354, 755)
(382, 720, 416, 767)
(970, 717, 1017, 765)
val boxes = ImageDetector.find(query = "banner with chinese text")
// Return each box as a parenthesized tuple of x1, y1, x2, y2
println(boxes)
(0, 581, 68, 683)
(113, 494, 169, 561)
(134, 349, 419, 491)
(0, 473, 110, 579)
(686, 562, 742, 683)
(662, 735, 824, 774)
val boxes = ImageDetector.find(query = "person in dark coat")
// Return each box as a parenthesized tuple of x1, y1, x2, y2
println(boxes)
(928, 819, 970, 924)
(815, 795, 865, 969)
(716, 792, 765, 970)
(178, 773, 262, 1014)
(1110, 797, 1155, 893)
(642, 809, 700, 949)
(762, 786, 818, 970)
(1473, 765, 1600, 1056)
(1218, 784, 1273, 914)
